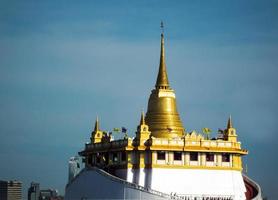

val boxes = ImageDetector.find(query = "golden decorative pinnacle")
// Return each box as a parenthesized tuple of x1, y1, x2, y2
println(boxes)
(140, 111, 145, 125)
(227, 115, 233, 129)
(94, 116, 99, 131)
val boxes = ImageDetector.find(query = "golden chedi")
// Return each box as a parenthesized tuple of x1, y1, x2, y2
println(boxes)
(145, 33, 185, 138)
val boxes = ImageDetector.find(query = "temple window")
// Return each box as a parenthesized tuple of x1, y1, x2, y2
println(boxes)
(206, 153, 214, 162)
(113, 153, 118, 162)
(121, 152, 126, 162)
(88, 155, 92, 165)
(174, 152, 182, 161)
(222, 153, 230, 162)
(157, 151, 166, 160)
(96, 155, 101, 163)
(104, 153, 109, 165)
(190, 152, 198, 161)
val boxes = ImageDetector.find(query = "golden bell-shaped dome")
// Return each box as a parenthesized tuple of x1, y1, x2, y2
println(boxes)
(145, 33, 185, 138)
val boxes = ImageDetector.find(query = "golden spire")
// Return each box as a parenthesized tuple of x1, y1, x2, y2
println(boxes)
(140, 111, 145, 125)
(145, 24, 185, 138)
(227, 115, 233, 129)
(91, 116, 103, 143)
(155, 21, 170, 89)
(94, 116, 99, 132)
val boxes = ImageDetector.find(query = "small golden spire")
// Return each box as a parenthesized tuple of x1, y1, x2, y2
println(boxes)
(94, 116, 99, 131)
(227, 115, 233, 129)
(140, 110, 145, 125)
(155, 21, 170, 89)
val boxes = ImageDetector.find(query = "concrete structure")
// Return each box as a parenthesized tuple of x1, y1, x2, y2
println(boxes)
(0, 180, 22, 200)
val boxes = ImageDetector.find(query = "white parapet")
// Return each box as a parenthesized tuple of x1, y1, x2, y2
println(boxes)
(65, 168, 170, 200)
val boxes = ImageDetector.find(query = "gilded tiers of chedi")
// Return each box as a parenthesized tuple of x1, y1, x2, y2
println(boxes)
(65, 30, 263, 200)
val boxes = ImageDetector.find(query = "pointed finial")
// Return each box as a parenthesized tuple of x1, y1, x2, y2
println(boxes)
(140, 110, 145, 125)
(227, 115, 233, 129)
(155, 22, 170, 89)
(160, 21, 164, 34)
(94, 116, 99, 131)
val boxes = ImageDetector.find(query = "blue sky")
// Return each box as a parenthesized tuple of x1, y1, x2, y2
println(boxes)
(0, 0, 277, 198)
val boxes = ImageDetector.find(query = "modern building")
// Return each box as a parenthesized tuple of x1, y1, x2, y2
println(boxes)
(65, 28, 262, 200)
(39, 189, 58, 200)
(27, 182, 62, 200)
(28, 182, 40, 200)
(0, 180, 22, 200)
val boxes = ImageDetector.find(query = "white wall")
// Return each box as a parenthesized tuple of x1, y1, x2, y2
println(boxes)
(148, 168, 246, 200)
